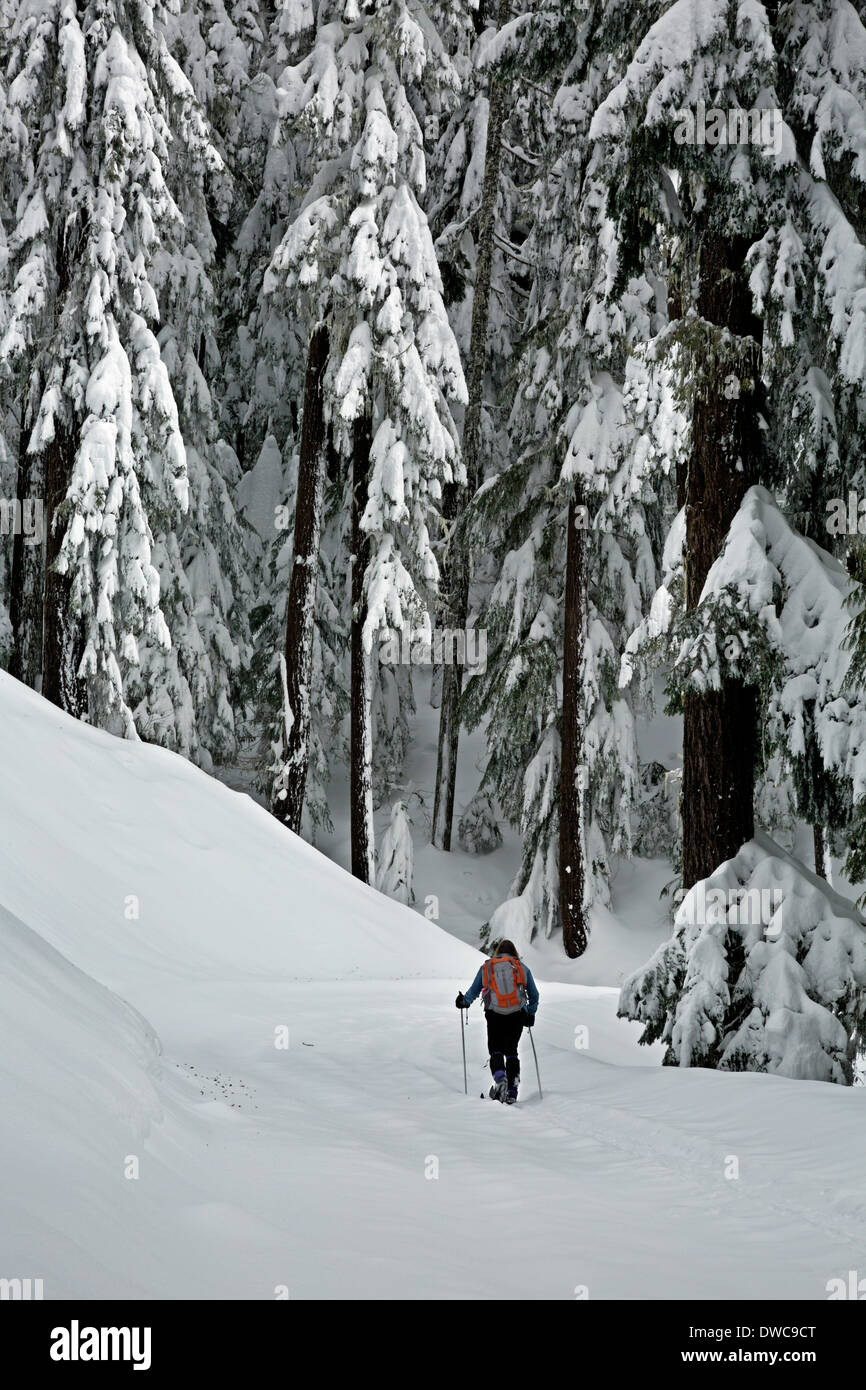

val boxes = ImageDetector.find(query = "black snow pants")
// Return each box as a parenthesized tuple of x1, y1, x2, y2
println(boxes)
(486, 1010, 524, 1084)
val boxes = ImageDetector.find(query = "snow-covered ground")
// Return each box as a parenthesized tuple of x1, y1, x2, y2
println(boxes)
(3, 670, 866, 1299)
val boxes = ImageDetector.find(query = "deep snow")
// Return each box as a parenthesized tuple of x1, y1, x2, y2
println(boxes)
(3, 671, 866, 1299)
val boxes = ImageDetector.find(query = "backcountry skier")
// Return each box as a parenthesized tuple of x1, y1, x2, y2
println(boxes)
(455, 939, 539, 1104)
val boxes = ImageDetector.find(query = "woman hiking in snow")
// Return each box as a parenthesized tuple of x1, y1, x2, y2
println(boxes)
(456, 940, 539, 1104)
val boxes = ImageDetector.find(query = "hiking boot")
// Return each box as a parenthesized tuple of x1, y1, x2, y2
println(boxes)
(489, 1070, 507, 1102)
(505, 1082, 519, 1105)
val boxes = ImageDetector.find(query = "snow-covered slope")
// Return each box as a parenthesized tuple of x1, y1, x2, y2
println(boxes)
(0, 902, 198, 1298)
(1, 672, 479, 1026)
(3, 672, 866, 1299)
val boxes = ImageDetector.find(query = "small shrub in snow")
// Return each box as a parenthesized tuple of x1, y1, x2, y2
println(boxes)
(457, 793, 503, 855)
(620, 833, 866, 1084)
(376, 801, 415, 906)
(632, 762, 680, 861)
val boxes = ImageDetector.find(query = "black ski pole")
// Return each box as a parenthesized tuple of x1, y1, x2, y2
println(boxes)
(460, 1008, 468, 1094)
(529, 1028, 543, 1099)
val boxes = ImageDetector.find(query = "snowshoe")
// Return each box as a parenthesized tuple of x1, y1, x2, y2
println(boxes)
(488, 1071, 508, 1103)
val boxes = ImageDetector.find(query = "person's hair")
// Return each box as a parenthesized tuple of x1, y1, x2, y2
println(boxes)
(495, 938, 518, 957)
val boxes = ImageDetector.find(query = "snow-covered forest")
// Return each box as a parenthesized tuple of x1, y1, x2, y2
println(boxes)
(2, 0, 866, 1314)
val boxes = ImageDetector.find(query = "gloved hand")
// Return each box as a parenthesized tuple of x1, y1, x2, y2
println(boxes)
(523, 1010, 535, 1027)
(455, 992, 466, 1009)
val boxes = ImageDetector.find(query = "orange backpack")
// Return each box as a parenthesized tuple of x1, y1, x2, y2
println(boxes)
(482, 955, 528, 1015)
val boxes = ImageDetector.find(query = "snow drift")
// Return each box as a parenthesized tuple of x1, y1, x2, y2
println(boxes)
(0, 671, 479, 1021)
(0, 901, 174, 1297)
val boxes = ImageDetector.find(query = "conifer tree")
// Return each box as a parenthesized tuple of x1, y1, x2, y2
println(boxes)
(463, 0, 659, 953)
(263, 0, 467, 876)
(0, 0, 248, 760)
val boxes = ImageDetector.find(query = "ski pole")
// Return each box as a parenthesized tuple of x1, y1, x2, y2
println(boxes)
(529, 1028, 543, 1099)
(460, 1008, 468, 1094)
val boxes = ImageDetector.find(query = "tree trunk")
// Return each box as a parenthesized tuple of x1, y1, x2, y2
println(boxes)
(41, 226, 84, 714)
(681, 228, 762, 892)
(431, 541, 467, 849)
(560, 493, 588, 957)
(275, 323, 329, 833)
(350, 412, 375, 884)
(8, 398, 43, 686)
(431, 0, 509, 850)
(41, 414, 85, 714)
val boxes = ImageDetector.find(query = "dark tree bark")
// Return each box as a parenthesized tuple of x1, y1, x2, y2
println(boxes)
(8, 397, 44, 687)
(40, 225, 84, 714)
(431, 538, 467, 849)
(681, 227, 762, 892)
(275, 323, 329, 833)
(8, 423, 30, 682)
(350, 411, 375, 884)
(560, 493, 588, 957)
(431, 0, 509, 851)
(41, 415, 84, 714)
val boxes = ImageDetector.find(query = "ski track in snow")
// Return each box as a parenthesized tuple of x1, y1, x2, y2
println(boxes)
(146, 980, 866, 1299)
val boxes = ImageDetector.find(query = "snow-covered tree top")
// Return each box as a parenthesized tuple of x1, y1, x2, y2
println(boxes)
(264, 0, 467, 641)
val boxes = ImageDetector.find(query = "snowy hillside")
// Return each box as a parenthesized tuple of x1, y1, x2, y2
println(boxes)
(2, 674, 479, 1004)
(3, 671, 866, 1299)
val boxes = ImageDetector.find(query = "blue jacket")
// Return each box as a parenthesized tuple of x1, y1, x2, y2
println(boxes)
(462, 960, 539, 1017)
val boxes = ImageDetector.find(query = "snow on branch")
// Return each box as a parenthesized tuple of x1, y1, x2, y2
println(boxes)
(474, 15, 533, 73)
(670, 485, 866, 800)
(620, 831, 866, 1083)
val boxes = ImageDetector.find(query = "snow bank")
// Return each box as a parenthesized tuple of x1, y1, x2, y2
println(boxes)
(0, 901, 175, 1294)
(0, 672, 479, 1021)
